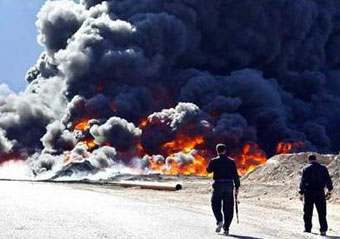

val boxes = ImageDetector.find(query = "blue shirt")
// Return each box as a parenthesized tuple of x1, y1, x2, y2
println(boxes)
(206, 154, 240, 189)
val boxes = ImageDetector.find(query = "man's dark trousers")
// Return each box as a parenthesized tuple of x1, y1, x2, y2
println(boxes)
(304, 190, 328, 232)
(211, 182, 234, 230)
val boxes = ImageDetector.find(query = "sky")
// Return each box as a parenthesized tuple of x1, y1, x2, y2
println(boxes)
(0, 0, 46, 92)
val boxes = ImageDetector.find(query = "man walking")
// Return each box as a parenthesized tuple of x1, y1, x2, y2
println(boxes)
(299, 154, 333, 236)
(207, 143, 240, 235)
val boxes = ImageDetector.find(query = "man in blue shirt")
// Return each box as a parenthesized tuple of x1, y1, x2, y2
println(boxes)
(207, 143, 240, 235)
(299, 154, 333, 236)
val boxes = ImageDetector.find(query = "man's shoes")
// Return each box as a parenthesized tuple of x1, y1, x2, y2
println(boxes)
(224, 229, 229, 236)
(215, 222, 223, 233)
(303, 230, 311, 233)
(320, 231, 327, 236)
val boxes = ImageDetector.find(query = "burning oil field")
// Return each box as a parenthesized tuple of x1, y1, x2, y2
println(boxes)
(1, 0, 340, 180)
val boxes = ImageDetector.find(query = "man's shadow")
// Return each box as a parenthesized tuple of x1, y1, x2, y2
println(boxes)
(218, 233, 340, 239)
(217, 233, 262, 239)
(309, 232, 340, 239)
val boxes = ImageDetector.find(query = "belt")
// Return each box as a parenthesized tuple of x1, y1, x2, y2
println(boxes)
(214, 179, 233, 182)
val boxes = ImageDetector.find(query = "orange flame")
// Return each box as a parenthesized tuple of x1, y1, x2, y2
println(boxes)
(142, 134, 211, 176)
(83, 138, 97, 150)
(167, 152, 209, 176)
(276, 141, 304, 154)
(74, 120, 91, 131)
(139, 118, 148, 128)
(73, 119, 97, 151)
(161, 134, 204, 154)
(63, 119, 98, 165)
(143, 134, 268, 176)
(72, 119, 268, 176)
(148, 151, 211, 177)
(233, 143, 267, 175)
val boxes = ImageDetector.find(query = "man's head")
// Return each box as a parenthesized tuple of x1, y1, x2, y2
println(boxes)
(308, 154, 317, 162)
(216, 143, 227, 155)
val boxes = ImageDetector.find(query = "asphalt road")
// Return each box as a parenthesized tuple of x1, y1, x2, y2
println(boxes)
(0, 181, 231, 239)
(0, 181, 339, 239)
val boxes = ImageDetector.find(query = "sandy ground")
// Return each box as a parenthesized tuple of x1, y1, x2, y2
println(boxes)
(66, 176, 340, 238)
(0, 177, 339, 238)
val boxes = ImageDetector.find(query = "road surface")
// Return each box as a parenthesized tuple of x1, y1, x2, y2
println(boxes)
(0, 181, 339, 239)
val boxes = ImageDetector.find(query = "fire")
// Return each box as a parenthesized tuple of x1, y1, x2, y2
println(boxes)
(73, 119, 97, 151)
(160, 134, 210, 176)
(83, 138, 97, 150)
(233, 143, 267, 175)
(148, 151, 211, 177)
(139, 118, 148, 128)
(71, 119, 268, 177)
(161, 134, 204, 154)
(142, 134, 211, 176)
(74, 120, 90, 131)
(168, 152, 209, 176)
(62, 119, 98, 165)
(142, 134, 268, 176)
(276, 141, 304, 154)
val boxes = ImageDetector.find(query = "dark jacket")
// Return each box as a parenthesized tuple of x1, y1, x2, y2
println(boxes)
(206, 154, 240, 189)
(299, 161, 333, 195)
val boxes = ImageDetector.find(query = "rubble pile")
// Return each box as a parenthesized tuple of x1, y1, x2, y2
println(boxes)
(243, 153, 338, 194)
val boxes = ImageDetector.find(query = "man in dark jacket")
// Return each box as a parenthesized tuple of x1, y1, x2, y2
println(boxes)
(299, 154, 333, 236)
(207, 143, 240, 235)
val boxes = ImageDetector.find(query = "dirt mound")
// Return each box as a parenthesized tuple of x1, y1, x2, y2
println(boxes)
(50, 160, 99, 180)
(242, 153, 340, 199)
(328, 155, 340, 195)
(244, 152, 334, 183)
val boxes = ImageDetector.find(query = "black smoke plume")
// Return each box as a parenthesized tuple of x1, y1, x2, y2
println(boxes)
(1, 0, 340, 177)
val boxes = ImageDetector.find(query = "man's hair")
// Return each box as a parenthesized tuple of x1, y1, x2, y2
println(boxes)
(308, 154, 317, 161)
(216, 143, 227, 154)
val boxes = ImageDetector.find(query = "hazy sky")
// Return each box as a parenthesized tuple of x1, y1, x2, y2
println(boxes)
(0, 0, 46, 92)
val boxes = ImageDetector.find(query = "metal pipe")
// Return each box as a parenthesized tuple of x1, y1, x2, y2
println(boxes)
(109, 181, 183, 191)
(0, 178, 183, 191)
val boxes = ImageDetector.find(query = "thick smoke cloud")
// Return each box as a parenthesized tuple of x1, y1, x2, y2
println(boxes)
(211, 113, 253, 146)
(38, 0, 340, 155)
(0, 76, 66, 160)
(25, 53, 59, 83)
(1, 0, 340, 178)
(41, 120, 76, 153)
(62, 94, 112, 126)
(90, 117, 142, 151)
(36, 0, 87, 54)
(0, 129, 13, 156)
(0, 93, 55, 155)
(29, 143, 119, 179)
(88, 146, 117, 168)
(141, 103, 211, 154)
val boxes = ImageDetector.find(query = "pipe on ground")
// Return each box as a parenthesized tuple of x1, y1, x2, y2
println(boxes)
(110, 181, 183, 191)
(0, 178, 183, 191)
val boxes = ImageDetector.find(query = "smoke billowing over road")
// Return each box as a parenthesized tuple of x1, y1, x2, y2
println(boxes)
(1, 0, 340, 179)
